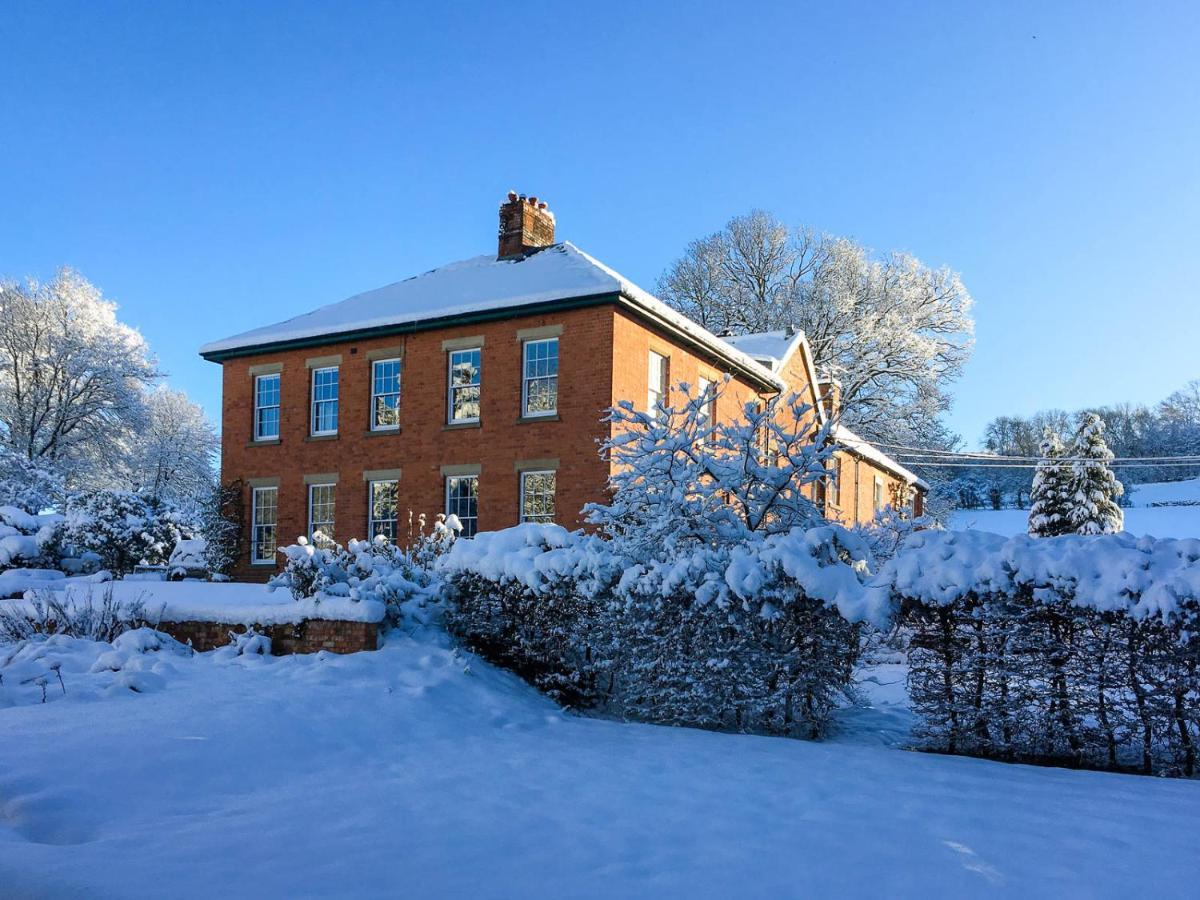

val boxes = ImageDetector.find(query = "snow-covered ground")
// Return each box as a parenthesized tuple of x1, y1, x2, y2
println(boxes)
(2, 627, 1197, 898)
(949, 477, 1200, 537)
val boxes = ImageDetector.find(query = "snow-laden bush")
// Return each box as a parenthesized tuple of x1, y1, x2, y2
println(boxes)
(59, 490, 196, 577)
(0, 505, 65, 572)
(852, 505, 933, 564)
(586, 380, 831, 553)
(270, 516, 459, 626)
(867, 529, 1200, 775)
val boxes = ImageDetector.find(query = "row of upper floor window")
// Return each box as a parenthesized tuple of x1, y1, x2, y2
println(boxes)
(247, 469, 556, 564)
(250, 336, 561, 441)
(248, 338, 712, 441)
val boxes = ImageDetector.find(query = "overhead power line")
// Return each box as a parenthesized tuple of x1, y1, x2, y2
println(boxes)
(865, 440, 1200, 465)
(882, 460, 1200, 470)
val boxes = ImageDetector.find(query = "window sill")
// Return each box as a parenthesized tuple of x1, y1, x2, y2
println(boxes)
(517, 414, 560, 424)
(443, 421, 481, 431)
(246, 438, 281, 448)
(305, 434, 340, 443)
(250, 560, 276, 567)
(364, 427, 402, 437)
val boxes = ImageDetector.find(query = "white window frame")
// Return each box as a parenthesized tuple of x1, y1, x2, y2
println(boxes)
(647, 351, 668, 417)
(370, 358, 402, 432)
(250, 486, 278, 565)
(367, 479, 399, 541)
(873, 475, 885, 512)
(521, 338, 559, 418)
(447, 348, 482, 425)
(307, 482, 337, 547)
(445, 475, 479, 537)
(829, 456, 842, 508)
(310, 366, 339, 436)
(519, 470, 557, 524)
(253, 373, 280, 441)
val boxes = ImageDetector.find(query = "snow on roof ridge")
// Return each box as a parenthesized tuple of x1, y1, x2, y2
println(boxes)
(832, 423, 928, 490)
(560, 244, 784, 389)
(198, 241, 785, 389)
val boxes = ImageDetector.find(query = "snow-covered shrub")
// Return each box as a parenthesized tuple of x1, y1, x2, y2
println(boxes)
(0, 585, 150, 644)
(586, 381, 832, 553)
(225, 628, 271, 656)
(60, 490, 195, 576)
(868, 529, 1200, 776)
(0, 505, 65, 572)
(853, 505, 933, 564)
(270, 516, 457, 626)
(167, 538, 208, 580)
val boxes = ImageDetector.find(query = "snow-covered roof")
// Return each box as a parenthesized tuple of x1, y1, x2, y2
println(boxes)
(722, 329, 827, 425)
(199, 243, 784, 389)
(722, 330, 804, 371)
(832, 424, 929, 491)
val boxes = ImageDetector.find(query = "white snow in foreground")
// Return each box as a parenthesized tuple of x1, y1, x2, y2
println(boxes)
(1, 629, 1197, 898)
(950, 478, 1200, 538)
(2, 580, 385, 625)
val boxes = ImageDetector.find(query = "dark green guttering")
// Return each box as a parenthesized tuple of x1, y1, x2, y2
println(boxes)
(199, 291, 621, 363)
(199, 288, 782, 392)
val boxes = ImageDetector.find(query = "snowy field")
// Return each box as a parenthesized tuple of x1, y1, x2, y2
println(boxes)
(950, 477, 1200, 538)
(2, 627, 1198, 899)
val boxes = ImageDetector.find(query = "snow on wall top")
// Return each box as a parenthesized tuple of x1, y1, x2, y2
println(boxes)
(3, 580, 386, 626)
(863, 528, 1200, 622)
(199, 243, 783, 388)
(832, 424, 928, 490)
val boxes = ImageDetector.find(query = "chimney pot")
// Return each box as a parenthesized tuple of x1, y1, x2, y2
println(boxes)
(498, 191, 556, 259)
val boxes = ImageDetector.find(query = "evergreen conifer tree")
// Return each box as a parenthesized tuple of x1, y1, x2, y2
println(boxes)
(1028, 428, 1072, 537)
(1067, 413, 1125, 535)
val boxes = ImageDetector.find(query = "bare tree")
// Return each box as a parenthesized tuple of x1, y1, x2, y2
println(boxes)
(657, 212, 974, 446)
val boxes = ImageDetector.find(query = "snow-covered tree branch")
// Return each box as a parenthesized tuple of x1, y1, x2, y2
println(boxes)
(0, 269, 159, 485)
(657, 211, 974, 447)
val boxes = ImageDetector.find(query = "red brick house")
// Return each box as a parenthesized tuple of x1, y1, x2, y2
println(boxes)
(201, 193, 925, 578)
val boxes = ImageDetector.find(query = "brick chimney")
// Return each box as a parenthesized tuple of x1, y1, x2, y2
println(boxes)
(817, 376, 841, 421)
(498, 191, 556, 259)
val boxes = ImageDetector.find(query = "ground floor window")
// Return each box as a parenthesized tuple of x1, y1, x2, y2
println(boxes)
(520, 470, 556, 523)
(368, 480, 399, 541)
(445, 475, 479, 537)
(251, 486, 278, 563)
(308, 483, 337, 547)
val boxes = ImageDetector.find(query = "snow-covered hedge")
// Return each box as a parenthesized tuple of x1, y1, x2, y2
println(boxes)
(863, 530, 1200, 622)
(439, 523, 869, 737)
(867, 530, 1200, 776)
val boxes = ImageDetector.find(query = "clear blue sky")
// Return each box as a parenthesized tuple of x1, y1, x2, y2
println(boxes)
(3, 1, 1198, 448)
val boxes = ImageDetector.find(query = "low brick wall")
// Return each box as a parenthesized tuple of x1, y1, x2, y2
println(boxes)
(159, 618, 378, 654)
